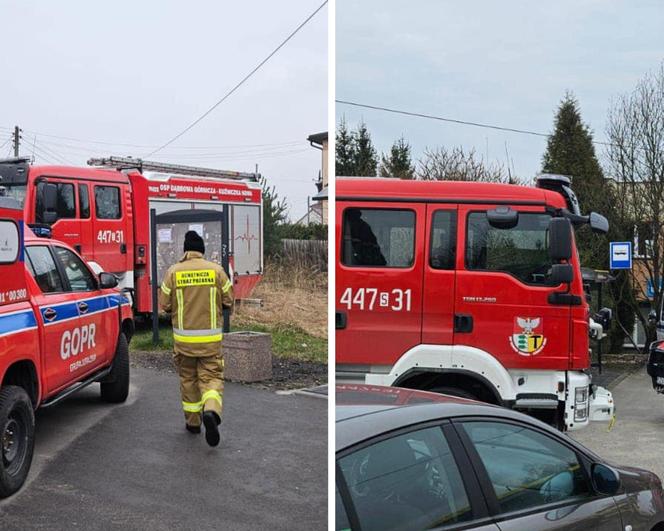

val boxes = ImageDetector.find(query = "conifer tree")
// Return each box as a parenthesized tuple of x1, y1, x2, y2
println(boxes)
(380, 137, 415, 179)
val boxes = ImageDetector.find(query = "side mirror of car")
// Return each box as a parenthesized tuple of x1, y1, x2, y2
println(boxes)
(591, 463, 620, 495)
(549, 218, 572, 261)
(99, 272, 118, 289)
(551, 263, 573, 284)
(487, 206, 519, 229)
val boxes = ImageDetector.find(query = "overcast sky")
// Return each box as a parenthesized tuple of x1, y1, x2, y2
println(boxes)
(0, 0, 327, 220)
(336, 0, 664, 181)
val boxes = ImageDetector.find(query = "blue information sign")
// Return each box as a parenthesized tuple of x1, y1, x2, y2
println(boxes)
(610, 241, 632, 270)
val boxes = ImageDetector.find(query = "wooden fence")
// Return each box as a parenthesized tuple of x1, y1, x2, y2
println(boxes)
(276, 239, 328, 271)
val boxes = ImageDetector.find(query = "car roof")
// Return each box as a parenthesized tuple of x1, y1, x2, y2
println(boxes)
(336, 177, 567, 209)
(336, 384, 568, 453)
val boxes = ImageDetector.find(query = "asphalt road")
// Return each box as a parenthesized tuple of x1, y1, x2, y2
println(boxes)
(0, 367, 327, 530)
(571, 369, 664, 480)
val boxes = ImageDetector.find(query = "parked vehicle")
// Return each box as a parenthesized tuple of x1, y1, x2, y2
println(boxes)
(647, 340, 664, 394)
(336, 384, 664, 531)
(0, 198, 133, 496)
(0, 156, 263, 316)
(335, 174, 613, 431)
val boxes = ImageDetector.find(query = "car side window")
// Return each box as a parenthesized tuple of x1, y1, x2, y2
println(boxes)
(79, 184, 90, 219)
(461, 421, 591, 514)
(94, 185, 121, 219)
(25, 246, 65, 293)
(335, 485, 351, 531)
(54, 247, 97, 292)
(338, 426, 472, 531)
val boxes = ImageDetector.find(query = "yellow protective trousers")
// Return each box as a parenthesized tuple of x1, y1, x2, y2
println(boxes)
(173, 352, 224, 427)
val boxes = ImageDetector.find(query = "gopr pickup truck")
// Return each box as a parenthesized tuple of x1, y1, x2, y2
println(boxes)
(0, 196, 133, 497)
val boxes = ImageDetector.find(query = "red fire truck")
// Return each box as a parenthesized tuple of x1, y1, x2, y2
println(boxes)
(336, 175, 615, 431)
(0, 196, 132, 496)
(0, 156, 263, 316)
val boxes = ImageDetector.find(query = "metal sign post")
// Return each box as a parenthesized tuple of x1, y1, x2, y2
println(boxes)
(221, 205, 231, 334)
(150, 208, 160, 346)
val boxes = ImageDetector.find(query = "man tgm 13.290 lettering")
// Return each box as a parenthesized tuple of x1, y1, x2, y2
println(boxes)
(336, 174, 615, 431)
(0, 197, 132, 497)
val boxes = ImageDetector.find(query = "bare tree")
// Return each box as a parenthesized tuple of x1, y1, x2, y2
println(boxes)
(417, 146, 512, 183)
(606, 63, 664, 344)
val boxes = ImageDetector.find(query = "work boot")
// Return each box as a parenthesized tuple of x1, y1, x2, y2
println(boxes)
(203, 411, 221, 447)
(186, 424, 201, 434)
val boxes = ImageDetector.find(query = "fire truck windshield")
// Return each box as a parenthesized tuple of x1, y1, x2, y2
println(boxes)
(0, 184, 27, 206)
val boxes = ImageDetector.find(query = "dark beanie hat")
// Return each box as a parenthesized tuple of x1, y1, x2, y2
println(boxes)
(184, 230, 205, 254)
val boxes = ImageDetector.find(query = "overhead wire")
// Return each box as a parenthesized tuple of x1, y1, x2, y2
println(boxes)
(146, 0, 328, 157)
(336, 99, 620, 149)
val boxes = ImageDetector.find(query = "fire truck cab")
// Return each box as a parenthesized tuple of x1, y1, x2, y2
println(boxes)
(336, 175, 614, 431)
(0, 197, 132, 497)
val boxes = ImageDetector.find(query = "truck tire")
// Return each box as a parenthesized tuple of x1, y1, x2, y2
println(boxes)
(100, 333, 129, 403)
(429, 386, 478, 401)
(0, 386, 35, 498)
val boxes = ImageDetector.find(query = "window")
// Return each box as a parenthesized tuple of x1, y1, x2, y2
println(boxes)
(25, 246, 64, 293)
(0, 220, 20, 263)
(429, 210, 457, 270)
(335, 486, 351, 531)
(54, 247, 97, 291)
(338, 427, 472, 530)
(35, 182, 76, 222)
(342, 208, 415, 268)
(95, 186, 121, 219)
(466, 212, 553, 285)
(79, 184, 90, 219)
(461, 421, 590, 514)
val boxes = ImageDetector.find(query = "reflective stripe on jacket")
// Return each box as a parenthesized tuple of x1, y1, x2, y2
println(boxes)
(159, 251, 234, 357)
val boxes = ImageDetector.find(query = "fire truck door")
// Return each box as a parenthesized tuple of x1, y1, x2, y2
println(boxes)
(336, 202, 425, 367)
(91, 184, 130, 274)
(422, 206, 458, 345)
(35, 179, 82, 252)
(454, 205, 571, 370)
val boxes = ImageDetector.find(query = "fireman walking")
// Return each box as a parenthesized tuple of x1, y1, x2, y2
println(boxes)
(159, 230, 233, 447)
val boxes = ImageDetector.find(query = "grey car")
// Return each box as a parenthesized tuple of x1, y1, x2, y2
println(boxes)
(336, 384, 664, 531)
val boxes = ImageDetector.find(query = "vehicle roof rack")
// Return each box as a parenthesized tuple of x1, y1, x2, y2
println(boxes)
(87, 156, 259, 181)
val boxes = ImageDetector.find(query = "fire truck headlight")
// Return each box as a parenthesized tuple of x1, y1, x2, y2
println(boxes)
(574, 387, 589, 422)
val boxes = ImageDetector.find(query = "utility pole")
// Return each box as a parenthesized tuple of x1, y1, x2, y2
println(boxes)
(12, 126, 21, 157)
(307, 196, 310, 225)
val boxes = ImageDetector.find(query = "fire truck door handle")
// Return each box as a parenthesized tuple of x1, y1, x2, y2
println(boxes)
(336, 311, 347, 330)
(120, 243, 127, 254)
(43, 308, 57, 322)
(454, 314, 473, 333)
(74, 244, 82, 253)
(78, 302, 89, 314)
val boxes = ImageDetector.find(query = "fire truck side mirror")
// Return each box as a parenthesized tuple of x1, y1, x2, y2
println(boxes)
(588, 212, 609, 234)
(548, 218, 572, 261)
(39, 183, 58, 224)
(487, 206, 518, 229)
(551, 263, 573, 285)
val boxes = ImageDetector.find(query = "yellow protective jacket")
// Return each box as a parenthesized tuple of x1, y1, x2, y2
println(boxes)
(159, 251, 234, 357)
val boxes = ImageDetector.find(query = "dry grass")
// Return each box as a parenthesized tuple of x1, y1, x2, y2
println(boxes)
(233, 261, 328, 339)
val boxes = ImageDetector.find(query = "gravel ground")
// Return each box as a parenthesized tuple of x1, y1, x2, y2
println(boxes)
(130, 349, 327, 390)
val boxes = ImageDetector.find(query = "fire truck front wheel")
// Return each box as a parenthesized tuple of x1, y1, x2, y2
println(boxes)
(0, 386, 35, 498)
(100, 333, 130, 403)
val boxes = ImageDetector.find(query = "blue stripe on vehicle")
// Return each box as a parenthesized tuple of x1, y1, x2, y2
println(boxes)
(81, 296, 109, 315)
(41, 302, 79, 324)
(107, 294, 130, 308)
(0, 310, 37, 336)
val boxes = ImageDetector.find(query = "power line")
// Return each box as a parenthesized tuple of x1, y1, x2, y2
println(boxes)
(147, 0, 328, 157)
(336, 99, 618, 149)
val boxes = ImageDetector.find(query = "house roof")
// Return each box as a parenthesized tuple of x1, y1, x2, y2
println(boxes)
(307, 132, 328, 145)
